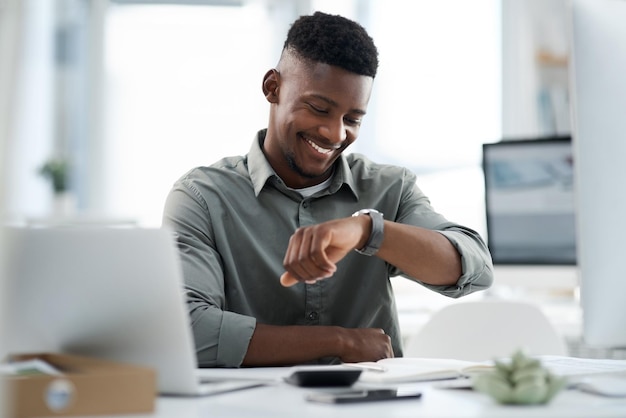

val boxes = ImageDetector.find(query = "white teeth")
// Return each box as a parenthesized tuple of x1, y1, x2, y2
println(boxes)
(305, 137, 334, 155)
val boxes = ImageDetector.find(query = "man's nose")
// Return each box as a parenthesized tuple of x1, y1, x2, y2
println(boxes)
(319, 118, 347, 144)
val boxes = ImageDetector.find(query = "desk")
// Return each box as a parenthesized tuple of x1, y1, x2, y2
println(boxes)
(99, 381, 626, 418)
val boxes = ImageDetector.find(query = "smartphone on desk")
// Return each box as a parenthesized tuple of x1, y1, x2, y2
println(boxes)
(306, 389, 422, 404)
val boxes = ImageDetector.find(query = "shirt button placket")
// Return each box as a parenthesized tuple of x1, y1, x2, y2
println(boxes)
(300, 198, 321, 325)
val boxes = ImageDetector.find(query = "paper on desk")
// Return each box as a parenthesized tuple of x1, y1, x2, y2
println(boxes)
(0, 359, 62, 376)
(353, 357, 493, 384)
(538, 355, 626, 378)
(534, 356, 626, 398)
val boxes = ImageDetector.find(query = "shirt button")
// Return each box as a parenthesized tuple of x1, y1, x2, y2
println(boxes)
(307, 311, 319, 321)
(302, 201, 309, 208)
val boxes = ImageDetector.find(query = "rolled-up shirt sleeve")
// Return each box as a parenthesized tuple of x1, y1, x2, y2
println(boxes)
(389, 169, 494, 297)
(428, 225, 493, 297)
(163, 180, 256, 368)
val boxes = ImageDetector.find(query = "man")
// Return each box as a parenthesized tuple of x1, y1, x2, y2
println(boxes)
(162, 12, 493, 368)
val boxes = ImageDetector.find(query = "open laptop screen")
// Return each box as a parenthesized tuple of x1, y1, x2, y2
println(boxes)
(2, 227, 201, 395)
(482, 137, 576, 265)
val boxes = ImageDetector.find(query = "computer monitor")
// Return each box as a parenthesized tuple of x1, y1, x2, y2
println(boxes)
(569, 0, 626, 348)
(482, 137, 576, 265)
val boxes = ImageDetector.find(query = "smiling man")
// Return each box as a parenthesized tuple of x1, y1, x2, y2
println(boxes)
(162, 12, 493, 368)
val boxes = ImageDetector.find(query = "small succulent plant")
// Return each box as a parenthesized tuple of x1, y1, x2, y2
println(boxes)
(39, 158, 70, 194)
(473, 350, 567, 405)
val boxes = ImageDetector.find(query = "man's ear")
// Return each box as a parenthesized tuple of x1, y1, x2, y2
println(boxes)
(262, 69, 280, 103)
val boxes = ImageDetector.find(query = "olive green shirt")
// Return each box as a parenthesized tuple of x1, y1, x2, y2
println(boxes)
(162, 130, 493, 367)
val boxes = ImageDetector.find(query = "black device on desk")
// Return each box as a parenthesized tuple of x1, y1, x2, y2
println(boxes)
(285, 367, 362, 387)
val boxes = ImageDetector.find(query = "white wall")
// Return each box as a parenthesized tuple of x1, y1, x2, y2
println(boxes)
(1, 0, 26, 412)
(3, 0, 56, 223)
(501, 0, 570, 138)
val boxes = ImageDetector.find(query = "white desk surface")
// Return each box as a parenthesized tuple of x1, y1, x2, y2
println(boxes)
(106, 380, 626, 418)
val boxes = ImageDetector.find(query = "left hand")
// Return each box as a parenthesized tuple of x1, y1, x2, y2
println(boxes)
(280, 216, 371, 287)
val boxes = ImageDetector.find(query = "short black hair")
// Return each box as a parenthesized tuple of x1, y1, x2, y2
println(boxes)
(283, 11, 379, 78)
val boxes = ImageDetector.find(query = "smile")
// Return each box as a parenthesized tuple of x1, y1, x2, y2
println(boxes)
(303, 135, 336, 155)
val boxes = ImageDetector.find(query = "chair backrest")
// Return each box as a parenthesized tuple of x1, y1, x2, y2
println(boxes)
(403, 300, 568, 361)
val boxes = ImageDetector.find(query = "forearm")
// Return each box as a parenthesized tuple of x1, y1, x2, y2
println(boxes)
(376, 221, 462, 286)
(242, 323, 393, 366)
(242, 324, 339, 366)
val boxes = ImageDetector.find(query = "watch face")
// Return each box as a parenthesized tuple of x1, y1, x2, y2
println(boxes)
(352, 209, 382, 217)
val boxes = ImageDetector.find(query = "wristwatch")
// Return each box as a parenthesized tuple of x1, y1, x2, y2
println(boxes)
(351, 209, 384, 256)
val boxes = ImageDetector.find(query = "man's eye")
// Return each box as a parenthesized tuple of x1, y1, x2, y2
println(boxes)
(309, 103, 328, 114)
(344, 117, 362, 126)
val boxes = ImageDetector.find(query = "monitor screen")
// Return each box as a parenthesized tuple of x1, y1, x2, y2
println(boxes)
(482, 137, 576, 265)
(570, 0, 626, 348)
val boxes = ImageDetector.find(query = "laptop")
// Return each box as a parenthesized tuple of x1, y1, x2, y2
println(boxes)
(2, 226, 265, 396)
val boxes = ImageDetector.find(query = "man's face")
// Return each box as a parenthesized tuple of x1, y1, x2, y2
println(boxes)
(262, 57, 373, 189)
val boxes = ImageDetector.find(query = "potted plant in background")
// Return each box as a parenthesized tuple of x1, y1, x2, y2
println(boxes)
(38, 157, 75, 217)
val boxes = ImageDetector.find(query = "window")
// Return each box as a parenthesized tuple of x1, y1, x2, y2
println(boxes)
(361, 0, 501, 235)
(103, 2, 274, 225)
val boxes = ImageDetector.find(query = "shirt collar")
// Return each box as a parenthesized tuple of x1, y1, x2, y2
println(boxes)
(248, 130, 276, 196)
(248, 129, 359, 199)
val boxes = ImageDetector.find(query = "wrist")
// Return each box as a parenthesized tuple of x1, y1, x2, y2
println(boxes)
(352, 215, 372, 250)
(333, 326, 353, 359)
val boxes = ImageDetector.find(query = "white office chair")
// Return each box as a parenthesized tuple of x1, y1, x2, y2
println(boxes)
(403, 300, 568, 362)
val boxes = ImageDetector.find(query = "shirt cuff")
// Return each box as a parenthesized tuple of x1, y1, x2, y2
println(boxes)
(432, 229, 493, 297)
(216, 311, 256, 367)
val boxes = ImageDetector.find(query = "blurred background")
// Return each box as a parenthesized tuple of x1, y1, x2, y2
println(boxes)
(0, 0, 570, 230)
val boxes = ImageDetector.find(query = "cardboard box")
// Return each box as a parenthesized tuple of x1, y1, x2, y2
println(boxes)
(3, 353, 156, 417)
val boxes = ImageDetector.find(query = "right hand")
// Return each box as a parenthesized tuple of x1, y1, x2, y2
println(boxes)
(280, 216, 371, 287)
(337, 327, 394, 363)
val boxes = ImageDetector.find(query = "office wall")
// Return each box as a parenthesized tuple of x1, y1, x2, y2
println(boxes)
(1, 0, 24, 412)
(2, 0, 56, 223)
(501, 0, 570, 138)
